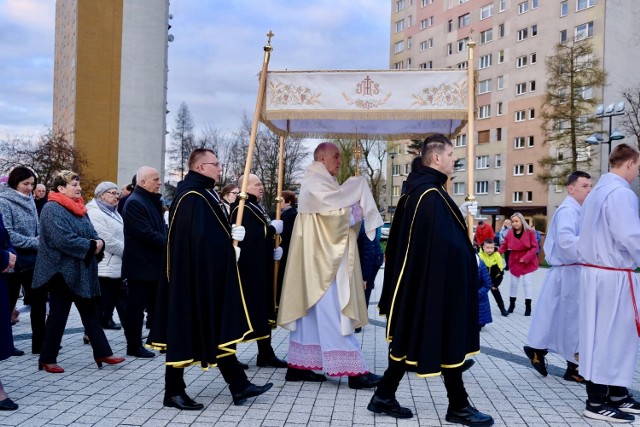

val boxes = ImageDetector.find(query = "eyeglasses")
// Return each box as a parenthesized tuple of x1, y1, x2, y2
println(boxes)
(105, 191, 120, 197)
(231, 191, 239, 195)
(201, 162, 221, 167)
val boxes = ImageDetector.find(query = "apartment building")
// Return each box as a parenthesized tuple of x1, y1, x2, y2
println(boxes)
(53, 0, 171, 186)
(388, 0, 640, 224)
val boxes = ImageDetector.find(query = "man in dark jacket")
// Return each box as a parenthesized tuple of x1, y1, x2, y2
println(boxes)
(357, 221, 384, 308)
(368, 135, 494, 426)
(122, 166, 166, 358)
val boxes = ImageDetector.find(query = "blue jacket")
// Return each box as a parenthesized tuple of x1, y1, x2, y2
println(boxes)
(358, 223, 384, 286)
(477, 256, 493, 326)
(122, 186, 167, 281)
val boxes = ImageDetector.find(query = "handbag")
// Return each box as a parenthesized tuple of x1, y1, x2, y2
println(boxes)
(14, 248, 37, 272)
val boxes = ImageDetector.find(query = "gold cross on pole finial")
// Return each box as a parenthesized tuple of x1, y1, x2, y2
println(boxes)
(266, 31, 274, 45)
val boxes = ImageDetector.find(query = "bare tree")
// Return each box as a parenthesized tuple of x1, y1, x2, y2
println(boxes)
(167, 102, 196, 180)
(620, 86, 640, 148)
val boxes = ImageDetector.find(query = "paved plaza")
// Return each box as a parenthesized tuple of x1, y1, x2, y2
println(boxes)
(1, 267, 640, 426)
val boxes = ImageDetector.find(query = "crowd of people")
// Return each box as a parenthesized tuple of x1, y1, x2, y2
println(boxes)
(1, 138, 640, 425)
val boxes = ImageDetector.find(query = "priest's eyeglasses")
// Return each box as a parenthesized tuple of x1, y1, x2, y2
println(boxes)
(201, 162, 221, 167)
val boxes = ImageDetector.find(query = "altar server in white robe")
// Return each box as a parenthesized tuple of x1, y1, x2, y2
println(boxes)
(523, 171, 592, 382)
(577, 143, 640, 423)
(277, 142, 383, 389)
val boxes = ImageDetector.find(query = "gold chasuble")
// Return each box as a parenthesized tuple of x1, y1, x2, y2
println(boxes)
(277, 162, 383, 335)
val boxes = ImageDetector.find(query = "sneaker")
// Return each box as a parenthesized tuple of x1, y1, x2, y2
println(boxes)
(583, 403, 635, 423)
(609, 395, 640, 414)
(523, 346, 548, 377)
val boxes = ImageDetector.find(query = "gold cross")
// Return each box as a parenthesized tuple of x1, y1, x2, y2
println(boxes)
(267, 31, 274, 45)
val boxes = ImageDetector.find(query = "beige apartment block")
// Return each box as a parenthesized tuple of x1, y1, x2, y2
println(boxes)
(388, 0, 640, 227)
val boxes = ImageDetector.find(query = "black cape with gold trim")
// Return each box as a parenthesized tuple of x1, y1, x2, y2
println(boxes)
(379, 165, 479, 377)
(147, 171, 252, 368)
(230, 195, 276, 341)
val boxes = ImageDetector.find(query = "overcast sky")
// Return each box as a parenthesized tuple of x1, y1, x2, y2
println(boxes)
(0, 0, 391, 138)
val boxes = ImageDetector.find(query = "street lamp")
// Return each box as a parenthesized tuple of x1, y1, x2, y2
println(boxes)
(388, 151, 398, 220)
(585, 102, 626, 171)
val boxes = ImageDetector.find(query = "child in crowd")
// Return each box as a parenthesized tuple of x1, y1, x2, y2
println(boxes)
(479, 239, 509, 317)
(477, 254, 493, 330)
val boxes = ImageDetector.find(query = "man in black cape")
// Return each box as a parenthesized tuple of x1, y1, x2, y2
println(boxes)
(368, 135, 494, 426)
(230, 174, 287, 368)
(148, 149, 272, 409)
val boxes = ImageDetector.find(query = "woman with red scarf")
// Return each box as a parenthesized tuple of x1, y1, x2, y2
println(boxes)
(32, 171, 125, 373)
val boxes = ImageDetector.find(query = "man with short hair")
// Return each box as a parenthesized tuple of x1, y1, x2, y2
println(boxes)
(369, 134, 493, 425)
(34, 183, 47, 216)
(122, 166, 165, 358)
(577, 143, 640, 423)
(524, 171, 592, 382)
(148, 149, 272, 409)
(278, 142, 383, 388)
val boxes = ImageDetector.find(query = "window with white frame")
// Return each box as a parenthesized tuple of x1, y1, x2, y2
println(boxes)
(476, 155, 490, 169)
(458, 13, 470, 28)
(396, 0, 406, 12)
(514, 164, 525, 175)
(392, 186, 401, 196)
(498, 23, 505, 38)
(531, 24, 538, 36)
(499, 0, 506, 12)
(577, 53, 593, 69)
(575, 22, 594, 41)
(457, 61, 468, 69)
(447, 43, 453, 55)
(518, 1, 529, 14)
(494, 180, 502, 194)
(517, 28, 528, 41)
(530, 80, 536, 91)
(497, 102, 503, 115)
(448, 19, 453, 32)
(513, 191, 524, 203)
(395, 20, 405, 32)
(516, 55, 528, 68)
(481, 29, 493, 44)
(455, 134, 467, 147)
(527, 136, 534, 147)
(561, 29, 568, 43)
(581, 86, 593, 99)
(479, 54, 492, 69)
(561, 1, 568, 16)
(514, 137, 525, 148)
(478, 79, 492, 94)
(526, 191, 533, 202)
(394, 61, 403, 69)
(419, 61, 433, 69)
(392, 164, 401, 176)
(529, 108, 536, 119)
(498, 50, 505, 63)
(497, 75, 505, 90)
(407, 38, 412, 50)
(394, 40, 405, 54)
(495, 153, 502, 167)
(497, 128, 503, 141)
(421, 0, 434, 7)
(421, 19, 429, 29)
(408, 15, 414, 27)
(532, 0, 539, 9)
(530, 52, 537, 64)
(420, 41, 427, 51)
(527, 163, 534, 175)
(577, 146, 591, 161)
(406, 58, 412, 68)
(515, 110, 526, 122)
(480, 4, 493, 19)
(577, 0, 595, 11)
(458, 37, 469, 52)
(516, 82, 527, 95)
(476, 181, 489, 194)
(453, 182, 465, 195)
(478, 105, 491, 119)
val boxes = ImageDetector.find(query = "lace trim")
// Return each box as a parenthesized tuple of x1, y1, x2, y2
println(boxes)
(288, 341, 368, 376)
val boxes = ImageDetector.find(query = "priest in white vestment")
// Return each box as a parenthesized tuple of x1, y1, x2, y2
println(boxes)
(277, 142, 383, 389)
(577, 143, 640, 423)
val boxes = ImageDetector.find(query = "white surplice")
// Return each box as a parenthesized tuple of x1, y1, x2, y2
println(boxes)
(578, 173, 640, 387)
(527, 196, 582, 362)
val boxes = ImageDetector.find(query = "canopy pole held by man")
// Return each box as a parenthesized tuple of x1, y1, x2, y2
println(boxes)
(465, 35, 476, 242)
(273, 133, 286, 308)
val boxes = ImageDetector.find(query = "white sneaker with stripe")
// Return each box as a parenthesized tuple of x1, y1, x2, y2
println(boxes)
(583, 403, 635, 423)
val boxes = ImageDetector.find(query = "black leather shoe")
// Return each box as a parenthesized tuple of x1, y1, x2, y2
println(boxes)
(367, 394, 413, 419)
(285, 367, 326, 382)
(231, 382, 273, 405)
(126, 346, 155, 358)
(256, 354, 288, 368)
(348, 372, 383, 389)
(237, 360, 249, 370)
(0, 398, 18, 411)
(446, 405, 494, 426)
(163, 393, 204, 410)
(12, 348, 25, 357)
(102, 319, 122, 330)
(523, 346, 548, 377)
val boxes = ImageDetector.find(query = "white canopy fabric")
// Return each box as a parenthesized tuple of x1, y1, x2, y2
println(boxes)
(260, 69, 469, 140)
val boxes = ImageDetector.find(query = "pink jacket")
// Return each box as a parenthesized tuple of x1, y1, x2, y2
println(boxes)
(498, 229, 539, 277)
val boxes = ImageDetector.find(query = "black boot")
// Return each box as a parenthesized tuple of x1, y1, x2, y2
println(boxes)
(492, 289, 509, 316)
(508, 297, 516, 313)
(563, 361, 585, 383)
(525, 299, 532, 316)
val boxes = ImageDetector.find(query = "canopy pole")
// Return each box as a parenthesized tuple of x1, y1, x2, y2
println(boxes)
(234, 31, 274, 246)
(273, 133, 286, 309)
(465, 38, 476, 242)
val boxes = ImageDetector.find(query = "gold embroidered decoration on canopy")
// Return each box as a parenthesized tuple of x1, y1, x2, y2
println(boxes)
(260, 69, 469, 140)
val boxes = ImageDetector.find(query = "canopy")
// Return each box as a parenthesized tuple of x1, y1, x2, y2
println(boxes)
(260, 69, 469, 140)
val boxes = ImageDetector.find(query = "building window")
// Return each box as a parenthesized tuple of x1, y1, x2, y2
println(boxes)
(561, 29, 568, 43)
(408, 15, 414, 27)
(478, 105, 491, 119)
(394, 40, 405, 54)
(561, 1, 568, 16)
(516, 82, 527, 95)
(394, 61, 403, 69)
(531, 24, 538, 37)
(575, 21, 594, 41)
(497, 102, 503, 115)
(455, 158, 466, 172)
(455, 134, 467, 147)
(392, 186, 401, 196)
(478, 79, 492, 94)
(518, 1, 529, 14)
(447, 43, 453, 55)
(517, 28, 528, 41)
(392, 164, 401, 176)
(479, 54, 493, 69)
(494, 180, 502, 194)
(476, 181, 489, 194)
(516, 55, 528, 68)
(420, 41, 427, 51)
(457, 61, 468, 69)
(481, 29, 493, 44)
(480, 4, 493, 19)
(448, 19, 453, 32)
(396, 0, 406, 13)
(476, 155, 490, 169)
(395, 20, 405, 32)
(532, 0, 539, 9)
(498, 23, 505, 38)
(406, 58, 412, 68)
(582, 86, 593, 99)
(514, 164, 525, 175)
(407, 38, 412, 50)
(529, 108, 536, 119)
(515, 110, 526, 122)
(528, 136, 535, 147)
(458, 13, 470, 28)
(497, 75, 505, 90)
(530, 80, 536, 92)
(527, 163, 534, 175)
(555, 183, 564, 192)
(478, 130, 490, 144)
(530, 52, 537, 64)
(419, 61, 433, 69)
(577, 0, 595, 11)
(499, 0, 506, 12)
(497, 128, 503, 141)
(421, 0, 434, 7)
(514, 137, 525, 148)
(495, 153, 502, 167)
(498, 50, 505, 64)
(526, 191, 533, 202)
(458, 37, 469, 52)
(453, 182, 465, 195)
(513, 191, 524, 203)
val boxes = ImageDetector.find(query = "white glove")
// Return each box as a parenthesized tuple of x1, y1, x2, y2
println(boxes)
(273, 247, 283, 261)
(231, 225, 246, 242)
(271, 219, 284, 235)
(234, 246, 241, 261)
(459, 201, 478, 218)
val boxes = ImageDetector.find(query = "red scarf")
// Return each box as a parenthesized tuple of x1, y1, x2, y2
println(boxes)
(48, 191, 87, 217)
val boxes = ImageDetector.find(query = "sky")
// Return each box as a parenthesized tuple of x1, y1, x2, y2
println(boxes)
(0, 0, 391, 139)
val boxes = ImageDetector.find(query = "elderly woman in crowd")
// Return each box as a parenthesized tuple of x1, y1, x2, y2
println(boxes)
(86, 182, 126, 331)
(220, 183, 239, 216)
(0, 166, 46, 355)
(0, 213, 18, 410)
(32, 171, 125, 373)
